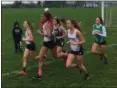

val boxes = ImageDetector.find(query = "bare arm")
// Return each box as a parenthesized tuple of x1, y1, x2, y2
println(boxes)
(77, 30, 85, 45)
(92, 30, 95, 35)
(37, 29, 44, 36)
(23, 29, 33, 41)
(57, 26, 67, 39)
(37, 22, 52, 37)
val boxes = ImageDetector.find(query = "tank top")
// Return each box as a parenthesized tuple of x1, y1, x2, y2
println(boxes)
(40, 20, 43, 29)
(93, 24, 105, 43)
(53, 25, 63, 37)
(68, 29, 80, 51)
(25, 30, 31, 44)
(42, 22, 51, 42)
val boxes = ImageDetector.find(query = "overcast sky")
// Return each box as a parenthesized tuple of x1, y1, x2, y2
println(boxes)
(1, 0, 46, 4)
(1, 0, 76, 4)
(2, 1, 38, 4)
(1, 0, 113, 4)
(2, 0, 42, 1)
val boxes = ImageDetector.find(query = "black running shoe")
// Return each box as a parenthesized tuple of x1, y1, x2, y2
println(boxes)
(79, 70, 83, 75)
(104, 56, 108, 64)
(32, 75, 42, 80)
(84, 74, 89, 80)
(76, 65, 83, 75)
(100, 54, 103, 60)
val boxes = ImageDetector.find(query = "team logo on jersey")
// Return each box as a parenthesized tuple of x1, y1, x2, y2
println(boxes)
(69, 38, 76, 41)
(15, 29, 20, 33)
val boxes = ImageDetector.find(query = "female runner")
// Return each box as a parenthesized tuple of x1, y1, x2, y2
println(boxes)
(18, 21, 36, 75)
(91, 17, 108, 64)
(34, 11, 56, 79)
(66, 20, 89, 80)
(52, 17, 67, 58)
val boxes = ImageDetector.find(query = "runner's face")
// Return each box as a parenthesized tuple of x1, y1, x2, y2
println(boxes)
(96, 18, 100, 25)
(66, 20, 72, 29)
(23, 21, 28, 29)
(15, 24, 19, 27)
(41, 14, 46, 22)
(53, 19, 57, 25)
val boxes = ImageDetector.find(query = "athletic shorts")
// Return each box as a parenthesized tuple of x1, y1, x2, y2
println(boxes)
(70, 46, 84, 55)
(55, 39, 64, 47)
(26, 42, 36, 51)
(43, 40, 56, 49)
(95, 40, 107, 45)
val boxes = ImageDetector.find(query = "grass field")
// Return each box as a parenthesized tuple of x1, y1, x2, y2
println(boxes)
(2, 8, 117, 88)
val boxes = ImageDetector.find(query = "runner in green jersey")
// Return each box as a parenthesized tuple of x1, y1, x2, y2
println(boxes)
(93, 24, 106, 45)
(91, 17, 108, 64)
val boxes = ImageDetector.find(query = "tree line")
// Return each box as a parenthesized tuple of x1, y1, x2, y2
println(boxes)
(2, 1, 101, 8)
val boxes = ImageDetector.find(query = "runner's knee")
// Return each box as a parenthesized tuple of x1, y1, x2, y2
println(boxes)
(66, 63, 71, 68)
(91, 50, 97, 54)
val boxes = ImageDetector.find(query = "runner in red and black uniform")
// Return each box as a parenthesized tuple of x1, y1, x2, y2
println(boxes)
(38, 13, 54, 59)
(33, 11, 57, 79)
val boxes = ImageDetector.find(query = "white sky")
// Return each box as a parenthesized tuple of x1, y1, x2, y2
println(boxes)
(2, 1, 38, 4)
(2, 2, 14, 4)
(1, 0, 115, 4)
(1, 0, 75, 4)
(1, 0, 46, 4)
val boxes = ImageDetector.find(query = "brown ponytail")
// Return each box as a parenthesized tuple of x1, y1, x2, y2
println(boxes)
(98, 17, 104, 24)
(54, 16, 61, 25)
(59, 17, 66, 25)
(26, 21, 33, 31)
(70, 20, 83, 33)
(43, 11, 53, 21)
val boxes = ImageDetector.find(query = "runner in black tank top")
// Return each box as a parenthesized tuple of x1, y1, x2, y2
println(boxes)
(52, 17, 68, 59)
(53, 24, 64, 47)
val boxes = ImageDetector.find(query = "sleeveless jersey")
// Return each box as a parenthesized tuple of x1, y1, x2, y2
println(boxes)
(25, 30, 30, 44)
(68, 29, 80, 51)
(52, 26, 63, 37)
(39, 20, 43, 29)
(93, 24, 105, 43)
(43, 22, 51, 42)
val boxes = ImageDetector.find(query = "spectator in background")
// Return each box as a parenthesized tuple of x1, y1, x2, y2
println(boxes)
(12, 21, 23, 53)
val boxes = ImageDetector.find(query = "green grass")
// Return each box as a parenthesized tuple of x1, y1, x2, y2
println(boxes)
(2, 8, 117, 88)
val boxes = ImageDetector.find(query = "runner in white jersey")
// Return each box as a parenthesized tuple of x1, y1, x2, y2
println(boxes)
(66, 20, 89, 80)
(18, 21, 36, 75)
(34, 11, 57, 79)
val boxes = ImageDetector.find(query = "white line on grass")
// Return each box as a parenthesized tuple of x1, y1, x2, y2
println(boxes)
(2, 44, 117, 77)
(2, 60, 55, 77)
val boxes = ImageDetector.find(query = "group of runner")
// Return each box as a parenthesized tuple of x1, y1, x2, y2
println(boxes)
(18, 9, 108, 80)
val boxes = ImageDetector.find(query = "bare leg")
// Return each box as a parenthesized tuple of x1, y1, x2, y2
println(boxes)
(100, 45, 108, 64)
(71, 63, 78, 68)
(36, 46, 47, 76)
(18, 48, 29, 75)
(55, 46, 68, 63)
(76, 55, 89, 80)
(29, 51, 35, 59)
(76, 55, 88, 74)
(52, 47, 57, 58)
(66, 54, 75, 68)
(91, 43, 104, 60)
